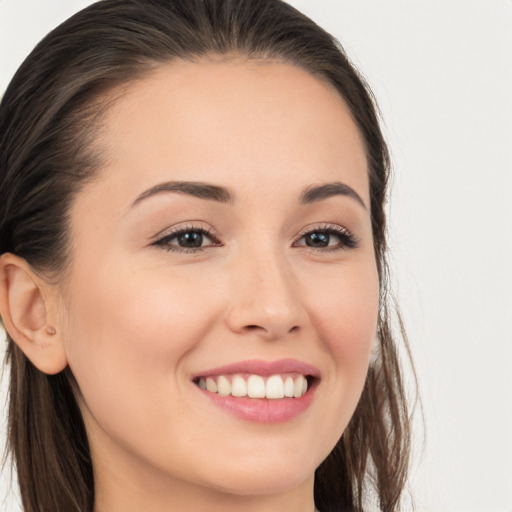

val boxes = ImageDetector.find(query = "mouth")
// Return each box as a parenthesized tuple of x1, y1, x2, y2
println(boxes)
(191, 359, 319, 423)
(193, 373, 316, 399)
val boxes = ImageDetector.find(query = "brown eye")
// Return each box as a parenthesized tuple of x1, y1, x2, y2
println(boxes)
(176, 231, 204, 248)
(304, 232, 330, 247)
(153, 226, 220, 253)
(294, 226, 359, 251)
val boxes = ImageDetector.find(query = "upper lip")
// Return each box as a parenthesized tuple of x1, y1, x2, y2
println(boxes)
(192, 358, 320, 379)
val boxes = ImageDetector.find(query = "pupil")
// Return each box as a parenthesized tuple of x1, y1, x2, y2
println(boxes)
(178, 232, 203, 247)
(306, 232, 329, 247)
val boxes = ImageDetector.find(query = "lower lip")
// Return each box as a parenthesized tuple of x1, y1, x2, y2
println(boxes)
(196, 382, 317, 423)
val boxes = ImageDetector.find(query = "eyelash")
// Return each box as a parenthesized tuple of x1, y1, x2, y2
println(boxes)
(152, 224, 221, 253)
(151, 223, 359, 253)
(294, 224, 359, 252)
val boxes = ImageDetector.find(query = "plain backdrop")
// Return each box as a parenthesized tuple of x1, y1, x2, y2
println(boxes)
(1, 1, 511, 511)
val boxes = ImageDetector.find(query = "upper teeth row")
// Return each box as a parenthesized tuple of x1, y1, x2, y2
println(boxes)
(198, 374, 308, 399)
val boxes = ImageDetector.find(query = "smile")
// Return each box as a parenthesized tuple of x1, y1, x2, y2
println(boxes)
(192, 359, 319, 423)
(196, 373, 310, 399)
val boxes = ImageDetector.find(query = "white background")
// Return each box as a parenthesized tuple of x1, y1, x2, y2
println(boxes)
(1, 1, 511, 511)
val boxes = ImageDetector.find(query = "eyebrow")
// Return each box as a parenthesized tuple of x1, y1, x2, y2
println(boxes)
(131, 181, 233, 207)
(300, 182, 367, 209)
(130, 180, 366, 210)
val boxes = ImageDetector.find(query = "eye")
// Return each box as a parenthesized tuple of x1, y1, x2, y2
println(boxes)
(152, 225, 221, 253)
(294, 225, 359, 251)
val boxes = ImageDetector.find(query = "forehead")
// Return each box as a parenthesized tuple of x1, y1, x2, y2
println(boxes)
(85, 59, 369, 212)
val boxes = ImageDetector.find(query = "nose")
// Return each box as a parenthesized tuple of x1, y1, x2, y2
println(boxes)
(224, 246, 306, 341)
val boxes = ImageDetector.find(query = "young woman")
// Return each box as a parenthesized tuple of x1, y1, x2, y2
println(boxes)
(0, 1, 415, 511)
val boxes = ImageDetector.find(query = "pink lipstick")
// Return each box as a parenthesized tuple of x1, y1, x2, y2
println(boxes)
(192, 359, 319, 423)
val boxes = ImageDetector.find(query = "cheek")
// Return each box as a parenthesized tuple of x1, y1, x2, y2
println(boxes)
(308, 258, 379, 387)
(315, 257, 378, 329)
(67, 261, 210, 349)
(61, 260, 219, 418)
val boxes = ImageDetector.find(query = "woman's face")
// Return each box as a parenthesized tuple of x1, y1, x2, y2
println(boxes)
(58, 60, 379, 505)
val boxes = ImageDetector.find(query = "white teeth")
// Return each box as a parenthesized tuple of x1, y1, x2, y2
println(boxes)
(266, 375, 284, 399)
(198, 373, 311, 399)
(294, 375, 305, 398)
(206, 377, 218, 393)
(247, 375, 266, 398)
(217, 375, 231, 396)
(231, 375, 248, 397)
(284, 376, 294, 397)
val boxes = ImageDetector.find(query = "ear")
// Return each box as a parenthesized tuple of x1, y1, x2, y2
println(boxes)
(0, 253, 68, 375)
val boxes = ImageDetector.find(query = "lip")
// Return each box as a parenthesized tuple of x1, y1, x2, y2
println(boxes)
(192, 359, 320, 424)
(192, 358, 321, 380)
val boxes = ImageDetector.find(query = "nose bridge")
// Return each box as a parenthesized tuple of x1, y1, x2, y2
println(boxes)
(226, 236, 304, 339)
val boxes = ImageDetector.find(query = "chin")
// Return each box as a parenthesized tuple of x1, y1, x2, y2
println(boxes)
(197, 450, 319, 497)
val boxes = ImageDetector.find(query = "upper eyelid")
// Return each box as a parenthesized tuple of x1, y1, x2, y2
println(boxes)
(151, 222, 217, 241)
(295, 223, 352, 238)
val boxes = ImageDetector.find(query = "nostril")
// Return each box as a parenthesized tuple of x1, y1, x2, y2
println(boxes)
(242, 324, 300, 338)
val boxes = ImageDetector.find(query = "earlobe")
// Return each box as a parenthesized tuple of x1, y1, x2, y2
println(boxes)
(0, 253, 68, 375)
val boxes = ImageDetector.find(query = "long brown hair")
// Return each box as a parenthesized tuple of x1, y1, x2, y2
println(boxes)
(0, 1, 416, 510)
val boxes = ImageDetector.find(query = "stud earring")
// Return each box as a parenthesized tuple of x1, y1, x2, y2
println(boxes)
(46, 327, 57, 336)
